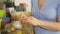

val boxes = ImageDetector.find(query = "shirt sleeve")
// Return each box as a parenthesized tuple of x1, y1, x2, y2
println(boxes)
(57, 0, 60, 16)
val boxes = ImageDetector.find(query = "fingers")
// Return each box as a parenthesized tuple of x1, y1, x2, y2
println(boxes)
(19, 14, 38, 26)
(19, 13, 28, 24)
(20, 13, 27, 19)
(19, 13, 33, 24)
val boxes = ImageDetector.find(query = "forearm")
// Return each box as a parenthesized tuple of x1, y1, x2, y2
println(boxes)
(38, 20, 60, 31)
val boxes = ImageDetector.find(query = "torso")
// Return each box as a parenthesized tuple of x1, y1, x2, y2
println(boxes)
(31, 0, 60, 34)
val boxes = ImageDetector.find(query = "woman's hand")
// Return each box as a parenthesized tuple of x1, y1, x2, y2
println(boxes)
(19, 13, 28, 24)
(26, 16, 40, 26)
(19, 13, 40, 26)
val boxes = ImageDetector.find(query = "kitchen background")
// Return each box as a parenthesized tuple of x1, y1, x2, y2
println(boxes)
(0, 0, 34, 34)
(0, 0, 31, 12)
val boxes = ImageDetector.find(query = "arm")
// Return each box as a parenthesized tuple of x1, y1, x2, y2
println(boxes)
(25, 12, 60, 31)
(19, 12, 60, 31)
(27, 16, 60, 31)
(38, 17, 60, 31)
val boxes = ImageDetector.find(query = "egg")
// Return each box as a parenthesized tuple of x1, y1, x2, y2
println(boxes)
(12, 21, 22, 29)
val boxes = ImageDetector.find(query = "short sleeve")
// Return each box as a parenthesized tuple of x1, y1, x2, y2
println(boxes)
(57, 0, 60, 16)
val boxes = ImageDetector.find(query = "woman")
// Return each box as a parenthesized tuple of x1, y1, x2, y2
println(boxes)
(20, 0, 60, 34)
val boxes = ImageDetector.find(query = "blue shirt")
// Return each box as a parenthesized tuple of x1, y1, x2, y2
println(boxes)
(31, 0, 60, 34)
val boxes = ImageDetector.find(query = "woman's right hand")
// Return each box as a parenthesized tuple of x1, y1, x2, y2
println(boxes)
(19, 13, 40, 26)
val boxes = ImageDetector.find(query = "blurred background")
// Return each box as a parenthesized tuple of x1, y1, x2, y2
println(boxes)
(0, 0, 34, 34)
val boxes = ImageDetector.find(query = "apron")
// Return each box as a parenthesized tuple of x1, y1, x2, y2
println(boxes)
(31, 0, 60, 34)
